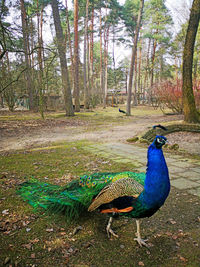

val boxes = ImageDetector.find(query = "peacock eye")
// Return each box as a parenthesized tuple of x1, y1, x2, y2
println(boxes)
(157, 138, 162, 143)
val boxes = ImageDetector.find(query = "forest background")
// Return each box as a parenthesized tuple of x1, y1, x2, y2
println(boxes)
(0, 0, 199, 120)
(1, 2, 200, 265)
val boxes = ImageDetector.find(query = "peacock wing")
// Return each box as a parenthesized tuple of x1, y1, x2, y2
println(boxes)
(88, 178, 144, 212)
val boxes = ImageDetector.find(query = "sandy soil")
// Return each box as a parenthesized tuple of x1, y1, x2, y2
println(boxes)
(0, 112, 200, 155)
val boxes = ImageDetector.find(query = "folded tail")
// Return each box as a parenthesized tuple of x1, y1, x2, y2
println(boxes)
(17, 180, 89, 220)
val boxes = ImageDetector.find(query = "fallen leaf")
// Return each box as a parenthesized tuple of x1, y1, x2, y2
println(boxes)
(31, 253, 36, 259)
(30, 238, 39, 243)
(4, 231, 11, 235)
(177, 232, 187, 237)
(64, 257, 69, 265)
(193, 241, 199, 247)
(2, 209, 9, 215)
(73, 226, 82, 235)
(169, 218, 176, 224)
(165, 231, 172, 236)
(60, 232, 67, 236)
(0, 174, 7, 179)
(172, 235, 178, 240)
(46, 228, 54, 232)
(155, 233, 162, 237)
(178, 255, 188, 262)
(22, 243, 32, 250)
(138, 261, 145, 266)
(82, 242, 92, 249)
(4, 257, 11, 264)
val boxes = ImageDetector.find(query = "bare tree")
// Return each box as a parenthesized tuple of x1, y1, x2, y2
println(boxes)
(51, 0, 74, 116)
(20, 0, 34, 110)
(37, 0, 44, 118)
(73, 0, 80, 112)
(126, 0, 144, 115)
(65, 0, 74, 90)
(83, 0, 90, 109)
(90, 5, 94, 94)
(99, 7, 103, 103)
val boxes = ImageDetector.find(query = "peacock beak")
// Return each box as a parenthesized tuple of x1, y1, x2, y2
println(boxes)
(165, 139, 170, 145)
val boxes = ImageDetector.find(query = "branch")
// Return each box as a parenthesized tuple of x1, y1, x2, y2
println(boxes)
(0, 54, 57, 94)
(0, 49, 7, 60)
(0, 46, 56, 60)
(0, 67, 27, 94)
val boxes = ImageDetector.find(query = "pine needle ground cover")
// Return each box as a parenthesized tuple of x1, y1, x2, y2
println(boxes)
(0, 141, 200, 267)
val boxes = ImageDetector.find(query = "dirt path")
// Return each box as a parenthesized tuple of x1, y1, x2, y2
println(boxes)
(1, 112, 200, 155)
(0, 119, 147, 152)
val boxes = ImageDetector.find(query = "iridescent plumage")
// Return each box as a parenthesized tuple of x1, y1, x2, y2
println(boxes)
(18, 135, 170, 247)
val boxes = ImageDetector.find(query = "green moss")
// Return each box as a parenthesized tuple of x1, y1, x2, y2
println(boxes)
(169, 144, 180, 150)
(139, 138, 150, 144)
(127, 136, 139, 143)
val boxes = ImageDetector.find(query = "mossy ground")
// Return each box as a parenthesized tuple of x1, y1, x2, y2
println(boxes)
(0, 107, 200, 267)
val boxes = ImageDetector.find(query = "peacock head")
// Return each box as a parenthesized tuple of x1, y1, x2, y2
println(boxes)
(153, 135, 167, 149)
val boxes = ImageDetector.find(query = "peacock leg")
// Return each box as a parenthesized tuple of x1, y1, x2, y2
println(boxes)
(134, 219, 149, 247)
(106, 217, 118, 238)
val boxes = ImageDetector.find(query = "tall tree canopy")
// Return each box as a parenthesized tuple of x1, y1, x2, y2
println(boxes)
(0, 0, 200, 117)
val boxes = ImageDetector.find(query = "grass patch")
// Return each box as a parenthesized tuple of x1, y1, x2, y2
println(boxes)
(1, 107, 199, 267)
(0, 141, 137, 266)
(1, 141, 200, 267)
(0, 105, 164, 123)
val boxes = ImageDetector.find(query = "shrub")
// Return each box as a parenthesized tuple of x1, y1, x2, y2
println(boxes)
(151, 79, 200, 114)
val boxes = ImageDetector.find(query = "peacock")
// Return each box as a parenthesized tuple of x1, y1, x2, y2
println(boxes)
(119, 108, 127, 114)
(18, 126, 170, 247)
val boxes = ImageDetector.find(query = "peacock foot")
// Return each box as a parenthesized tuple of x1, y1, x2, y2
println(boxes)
(106, 217, 118, 238)
(134, 237, 149, 247)
(106, 226, 119, 238)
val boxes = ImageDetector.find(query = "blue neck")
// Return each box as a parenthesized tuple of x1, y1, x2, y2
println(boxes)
(141, 143, 170, 208)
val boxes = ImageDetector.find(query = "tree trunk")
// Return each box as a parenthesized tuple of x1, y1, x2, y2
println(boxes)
(37, 0, 44, 119)
(112, 25, 116, 88)
(83, 0, 89, 109)
(144, 37, 151, 90)
(87, 26, 91, 98)
(30, 17, 34, 69)
(73, 0, 80, 112)
(138, 39, 142, 103)
(126, 0, 144, 115)
(90, 5, 94, 93)
(182, 0, 200, 123)
(102, 4, 108, 108)
(99, 8, 103, 103)
(51, 0, 74, 116)
(103, 25, 110, 108)
(65, 0, 74, 90)
(20, 0, 34, 110)
(4, 52, 15, 111)
(160, 54, 164, 82)
(134, 50, 137, 106)
(150, 38, 157, 87)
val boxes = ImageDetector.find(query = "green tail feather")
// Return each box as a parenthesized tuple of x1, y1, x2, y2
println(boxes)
(17, 171, 145, 220)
